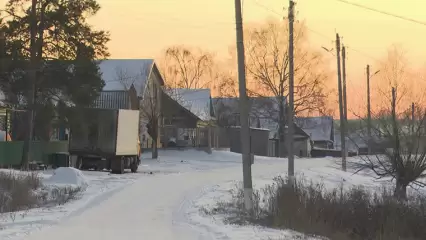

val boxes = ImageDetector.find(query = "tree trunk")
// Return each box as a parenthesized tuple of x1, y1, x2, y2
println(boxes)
(152, 140, 158, 159)
(394, 179, 407, 200)
(151, 118, 158, 159)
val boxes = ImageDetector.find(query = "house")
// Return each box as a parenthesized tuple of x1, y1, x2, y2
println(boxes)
(334, 120, 391, 155)
(213, 97, 283, 139)
(95, 59, 165, 148)
(161, 88, 215, 147)
(213, 96, 312, 157)
(281, 126, 312, 157)
(295, 116, 334, 149)
(163, 88, 214, 127)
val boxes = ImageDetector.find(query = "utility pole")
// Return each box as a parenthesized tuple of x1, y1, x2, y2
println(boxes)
(234, 0, 253, 211)
(287, 0, 295, 183)
(366, 65, 371, 155)
(411, 102, 415, 134)
(21, 0, 38, 170)
(342, 46, 348, 122)
(342, 45, 348, 158)
(335, 33, 346, 171)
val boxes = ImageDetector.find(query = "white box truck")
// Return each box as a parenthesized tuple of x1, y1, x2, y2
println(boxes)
(69, 108, 140, 174)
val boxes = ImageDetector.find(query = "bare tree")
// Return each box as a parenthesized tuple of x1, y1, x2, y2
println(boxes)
(213, 69, 238, 98)
(162, 45, 214, 89)
(140, 79, 161, 159)
(116, 66, 160, 159)
(372, 45, 426, 112)
(242, 19, 330, 142)
(357, 88, 426, 200)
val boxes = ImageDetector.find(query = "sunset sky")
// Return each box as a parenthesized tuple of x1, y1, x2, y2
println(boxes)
(2, 0, 425, 116)
(86, 0, 426, 116)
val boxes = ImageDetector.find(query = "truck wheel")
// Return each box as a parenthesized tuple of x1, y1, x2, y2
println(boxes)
(130, 157, 138, 173)
(111, 157, 125, 174)
(120, 157, 125, 174)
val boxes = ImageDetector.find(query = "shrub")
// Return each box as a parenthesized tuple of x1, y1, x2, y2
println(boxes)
(0, 171, 41, 213)
(0, 170, 84, 215)
(208, 177, 426, 240)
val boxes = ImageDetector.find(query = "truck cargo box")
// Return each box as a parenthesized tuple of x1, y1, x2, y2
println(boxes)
(69, 108, 139, 156)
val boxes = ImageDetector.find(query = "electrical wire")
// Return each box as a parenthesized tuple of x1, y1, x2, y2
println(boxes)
(334, 0, 426, 27)
(250, 0, 379, 62)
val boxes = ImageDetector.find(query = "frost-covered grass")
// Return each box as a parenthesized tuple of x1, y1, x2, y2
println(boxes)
(0, 168, 85, 216)
(206, 173, 426, 240)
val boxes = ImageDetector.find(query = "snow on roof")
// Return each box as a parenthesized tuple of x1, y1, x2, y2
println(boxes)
(167, 88, 213, 122)
(295, 116, 333, 142)
(99, 59, 154, 97)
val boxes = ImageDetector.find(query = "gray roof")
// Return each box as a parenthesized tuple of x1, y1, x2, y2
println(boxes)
(213, 97, 286, 138)
(295, 116, 333, 142)
(92, 90, 131, 109)
(166, 88, 213, 122)
(99, 59, 154, 97)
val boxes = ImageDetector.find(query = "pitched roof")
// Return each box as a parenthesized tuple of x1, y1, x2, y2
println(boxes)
(98, 59, 155, 97)
(166, 88, 213, 122)
(295, 116, 334, 142)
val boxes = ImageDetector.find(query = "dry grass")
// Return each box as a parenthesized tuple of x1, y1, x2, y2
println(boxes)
(206, 177, 426, 240)
(0, 170, 83, 215)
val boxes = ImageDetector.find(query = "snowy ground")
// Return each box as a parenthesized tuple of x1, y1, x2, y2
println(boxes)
(0, 149, 423, 240)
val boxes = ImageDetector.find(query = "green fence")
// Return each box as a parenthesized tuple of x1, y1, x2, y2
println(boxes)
(0, 141, 69, 166)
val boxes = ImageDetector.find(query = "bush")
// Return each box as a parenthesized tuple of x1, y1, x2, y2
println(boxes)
(0, 171, 41, 213)
(208, 177, 426, 240)
(0, 170, 83, 215)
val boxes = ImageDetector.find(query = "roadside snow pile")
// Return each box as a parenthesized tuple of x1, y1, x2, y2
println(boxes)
(43, 167, 88, 189)
(39, 168, 88, 206)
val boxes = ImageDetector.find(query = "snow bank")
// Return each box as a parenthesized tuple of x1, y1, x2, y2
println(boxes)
(43, 167, 88, 189)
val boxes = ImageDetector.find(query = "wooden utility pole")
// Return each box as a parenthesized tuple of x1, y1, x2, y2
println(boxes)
(411, 102, 415, 134)
(335, 33, 346, 171)
(287, 0, 295, 182)
(234, 0, 253, 211)
(342, 45, 348, 158)
(366, 65, 371, 155)
(342, 46, 348, 122)
(21, 0, 38, 170)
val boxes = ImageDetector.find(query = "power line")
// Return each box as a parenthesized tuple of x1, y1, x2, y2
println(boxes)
(334, 0, 426, 26)
(250, 0, 379, 62)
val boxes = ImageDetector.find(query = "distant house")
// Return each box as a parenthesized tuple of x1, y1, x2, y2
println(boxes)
(213, 97, 312, 157)
(163, 88, 215, 126)
(213, 97, 283, 139)
(161, 88, 215, 147)
(335, 123, 391, 155)
(94, 59, 165, 148)
(295, 116, 334, 149)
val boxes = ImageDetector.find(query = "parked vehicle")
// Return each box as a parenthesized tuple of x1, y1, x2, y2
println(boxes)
(68, 108, 140, 174)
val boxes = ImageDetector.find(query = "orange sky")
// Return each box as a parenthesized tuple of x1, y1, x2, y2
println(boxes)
(87, 0, 426, 117)
(2, 0, 426, 117)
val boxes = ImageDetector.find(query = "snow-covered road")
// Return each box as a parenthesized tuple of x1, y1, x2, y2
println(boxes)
(21, 157, 275, 239)
(19, 150, 337, 240)
(2, 150, 365, 240)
